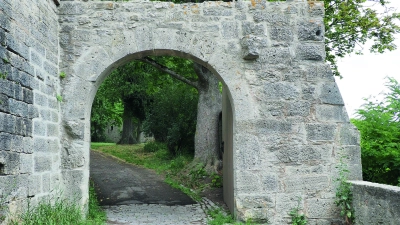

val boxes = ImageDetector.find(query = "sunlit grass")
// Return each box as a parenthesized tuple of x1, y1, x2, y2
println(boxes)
(90, 142, 192, 174)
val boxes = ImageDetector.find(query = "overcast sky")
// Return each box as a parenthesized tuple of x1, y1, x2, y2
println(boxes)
(335, 1, 400, 118)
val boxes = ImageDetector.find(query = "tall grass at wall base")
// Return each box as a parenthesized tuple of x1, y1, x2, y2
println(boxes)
(9, 183, 106, 225)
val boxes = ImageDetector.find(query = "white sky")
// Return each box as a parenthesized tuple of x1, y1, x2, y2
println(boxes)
(335, 1, 400, 118)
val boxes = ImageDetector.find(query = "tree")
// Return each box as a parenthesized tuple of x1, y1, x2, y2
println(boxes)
(143, 81, 198, 155)
(139, 57, 222, 171)
(323, 0, 400, 76)
(351, 77, 400, 185)
(92, 61, 153, 144)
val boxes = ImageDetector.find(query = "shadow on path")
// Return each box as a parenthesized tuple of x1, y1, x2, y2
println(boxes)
(90, 150, 196, 206)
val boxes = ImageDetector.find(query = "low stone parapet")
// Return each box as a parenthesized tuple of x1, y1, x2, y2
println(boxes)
(350, 180, 400, 225)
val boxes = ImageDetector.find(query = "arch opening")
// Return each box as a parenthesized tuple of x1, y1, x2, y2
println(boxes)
(85, 50, 236, 213)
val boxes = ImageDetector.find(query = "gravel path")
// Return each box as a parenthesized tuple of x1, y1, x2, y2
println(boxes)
(90, 150, 213, 225)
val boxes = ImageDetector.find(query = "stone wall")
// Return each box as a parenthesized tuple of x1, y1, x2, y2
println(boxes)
(0, 0, 61, 220)
(0, 0, 366, 224)
(351, 181, 400, 225)
(57, 1, 362, 224)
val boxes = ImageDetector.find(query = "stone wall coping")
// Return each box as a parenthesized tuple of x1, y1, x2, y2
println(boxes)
(349, 180, 400, 193)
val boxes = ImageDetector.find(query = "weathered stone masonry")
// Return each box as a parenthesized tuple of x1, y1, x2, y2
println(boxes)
(0, 0, 366, 224)
(0, 0, 62, 216)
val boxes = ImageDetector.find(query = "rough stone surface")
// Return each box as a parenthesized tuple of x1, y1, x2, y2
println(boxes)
(0, 0, 366, 224)
(350, 181, 400, 225)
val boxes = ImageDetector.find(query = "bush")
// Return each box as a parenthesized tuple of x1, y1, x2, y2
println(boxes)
(351, 77, 400, 185)
(143, 142, 167, 153)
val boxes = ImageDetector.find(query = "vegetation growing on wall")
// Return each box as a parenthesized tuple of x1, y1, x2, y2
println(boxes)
(351, 77, 400, 186)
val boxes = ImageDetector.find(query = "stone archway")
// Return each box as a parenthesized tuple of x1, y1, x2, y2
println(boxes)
(0, 0, 362, 224)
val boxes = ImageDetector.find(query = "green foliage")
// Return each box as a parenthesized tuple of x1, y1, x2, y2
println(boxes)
(56, 94, 63, 102)
(323, 0, 400, 77)
(351, 77, 400, 185)
(211, 173, 222, 188)
(7, 182, 105, 225)
(87, 181, 107, 223)
(143, 81, 198, 155)
(0, 72, 7, 79)
(2, 58, 9, 64)
(207, 208, 259, 225)
(59, 71, 66, 79)
(335, 153, 354, 225)
(289, 198, 307, 225)
(143, 141, 167, 153)
(189, 163, 207, 188)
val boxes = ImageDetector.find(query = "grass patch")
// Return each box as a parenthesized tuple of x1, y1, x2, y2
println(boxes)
(9, 182, 106, 225)
(90, 142, 116, 150)
(207, 208, 257, 225)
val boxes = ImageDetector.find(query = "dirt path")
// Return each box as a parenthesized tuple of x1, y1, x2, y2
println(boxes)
(90, 150, 196, 206)
(90, 150, 210, 224)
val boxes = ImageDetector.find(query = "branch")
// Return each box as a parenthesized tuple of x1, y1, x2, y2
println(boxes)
(138, 57, 199, 89)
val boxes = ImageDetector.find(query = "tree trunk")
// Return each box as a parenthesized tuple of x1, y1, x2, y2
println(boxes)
(193, 63, 222, 173)
(118, 99, 137, 144)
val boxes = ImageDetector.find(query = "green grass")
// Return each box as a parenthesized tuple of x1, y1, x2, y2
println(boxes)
(90, 142, 192, 174)
(9, 183, 106, 225)
(207, 208, 257, 225)
(90, 142, 116, 150)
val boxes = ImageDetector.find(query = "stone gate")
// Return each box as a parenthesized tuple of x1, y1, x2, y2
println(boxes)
(0, 0, 362, 224)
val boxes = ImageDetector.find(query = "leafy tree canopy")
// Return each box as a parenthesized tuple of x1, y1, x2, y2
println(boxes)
(351, 77, 400, 185)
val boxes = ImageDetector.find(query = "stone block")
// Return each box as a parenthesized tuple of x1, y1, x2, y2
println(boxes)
(19, 153, 33, 174)
(222, 22, 238, 39)
(236, 171, 263, 193)
(259, 47, 292, 65)
(261, 174, 278, 192)
(0, 132, 12, 151)
(298, 20, 324, 41)
(256, 119, 292, 133)
(34, 154, 52, 172)
(276, 192, 303, 214)
(236, 134, 261, 170)
(306, 124, 336, 141)
(253, 12, 289, 25)
(288, 101, 310, 116)
(203, 8, 232, 16)
(58, 2, 86, 15)
(23, 137, 33, 154)
(9, 99, 28, 118)
(0, 94, 10, 113)
(33, 137, 50, 153)
(47, 123, 59, 137)
(306, 64, 334, 82)
(339, 123, 359, 145)
(33, 119, 46, 136)
(242, 22, 264, 36)
(270, 26, 293, 42)
(22, 88, 33, 104)
(11, 134, 23, 152)
(264, 82, 300, 100)
(316, 105, 348, 122)
(307, 198, 337, 218)
(28, 174, 41, 196)
(0, 151, 19, 175)
(42, 173, 51, 193)
(284, 175, 329, 192)
(236, 195, 275, 209)
(296, 44, 325, 61)
(61, 140, 85, 169)
(34, 92, 48, 107)
(61, 169, 85, 199)
(319, 83, 344, 105)
(28, 104, 39, 119)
